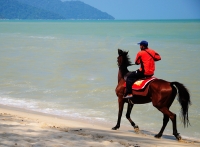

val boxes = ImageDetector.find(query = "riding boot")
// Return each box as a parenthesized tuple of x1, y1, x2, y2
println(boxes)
(124, 93, 133, 98)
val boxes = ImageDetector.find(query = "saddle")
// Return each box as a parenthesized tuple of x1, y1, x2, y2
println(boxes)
(124, 77, 157, 96)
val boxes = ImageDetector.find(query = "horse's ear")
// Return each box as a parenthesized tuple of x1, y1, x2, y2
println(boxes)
(126, 51, 129, 55)
(118, 49, 123, 55)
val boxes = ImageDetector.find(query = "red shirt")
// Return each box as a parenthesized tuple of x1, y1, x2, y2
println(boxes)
(135, 48, 161, 76)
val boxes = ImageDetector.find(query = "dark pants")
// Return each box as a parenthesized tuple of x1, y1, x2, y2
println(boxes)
(126, 70, 145, 95)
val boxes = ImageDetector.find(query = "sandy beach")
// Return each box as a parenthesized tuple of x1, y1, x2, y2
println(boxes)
(0, 105, 199, 147)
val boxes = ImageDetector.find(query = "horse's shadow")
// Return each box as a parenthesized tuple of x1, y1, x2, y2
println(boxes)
(128, 129, 200, 144)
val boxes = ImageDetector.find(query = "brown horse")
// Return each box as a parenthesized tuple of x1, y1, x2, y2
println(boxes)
(112, 49, 191, 140)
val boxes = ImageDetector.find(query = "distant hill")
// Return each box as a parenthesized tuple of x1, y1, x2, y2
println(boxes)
(0, 0, 115, 20)
(0, 0, 64, 19)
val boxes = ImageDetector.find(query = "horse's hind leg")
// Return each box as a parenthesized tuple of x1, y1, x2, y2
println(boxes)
(155, 114, 169, 138)
(156, 107, 181, 140)
(155, 97, 173, 138)
(126, 102, 139, 132)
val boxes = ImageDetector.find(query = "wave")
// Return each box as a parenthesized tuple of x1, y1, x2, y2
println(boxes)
(28, 36, 56, 40)
(0, 96, 108, 124)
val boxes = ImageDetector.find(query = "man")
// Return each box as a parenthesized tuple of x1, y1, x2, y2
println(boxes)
(124, 40, 161, 98)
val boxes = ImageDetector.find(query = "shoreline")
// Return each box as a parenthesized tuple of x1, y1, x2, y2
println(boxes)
(0, 104, 199, 147)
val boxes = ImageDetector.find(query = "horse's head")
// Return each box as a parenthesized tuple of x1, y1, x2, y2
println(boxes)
(117, 49, 132, 68)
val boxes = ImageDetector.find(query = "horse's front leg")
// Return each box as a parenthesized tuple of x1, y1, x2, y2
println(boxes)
(112, 97, 124, 130)
(126, 102, 139, 132)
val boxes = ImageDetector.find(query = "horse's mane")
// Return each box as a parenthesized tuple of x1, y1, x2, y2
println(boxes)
(118, 49, 133, 68)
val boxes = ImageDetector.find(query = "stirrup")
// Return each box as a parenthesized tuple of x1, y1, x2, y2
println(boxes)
(128, 99, 134, 105)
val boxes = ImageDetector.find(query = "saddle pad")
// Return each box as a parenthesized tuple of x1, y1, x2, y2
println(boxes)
(124, 77, 157, 90)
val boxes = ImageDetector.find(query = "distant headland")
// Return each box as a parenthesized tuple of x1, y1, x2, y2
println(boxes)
(0, 0, 115, 20)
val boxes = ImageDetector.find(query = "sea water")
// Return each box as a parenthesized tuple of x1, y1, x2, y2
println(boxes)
(0, 20, 200, 140)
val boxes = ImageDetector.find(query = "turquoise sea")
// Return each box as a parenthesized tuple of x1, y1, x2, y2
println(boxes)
(0, 20, 200, 140)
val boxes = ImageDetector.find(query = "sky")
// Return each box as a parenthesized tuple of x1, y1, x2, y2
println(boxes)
(77, 0, 200, 20)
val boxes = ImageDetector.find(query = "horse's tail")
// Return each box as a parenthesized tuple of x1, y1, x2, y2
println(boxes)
(171, 82, 191, 127)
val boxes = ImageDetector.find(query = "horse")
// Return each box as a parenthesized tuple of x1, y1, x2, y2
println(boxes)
(112, 49, 191, 140)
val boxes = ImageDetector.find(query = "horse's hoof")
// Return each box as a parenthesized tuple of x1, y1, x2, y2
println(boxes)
(112, 126, 119, 130)
(173, 133, 182, 141)
(134, 125, 139, 132)
(154, 134, 162, 138)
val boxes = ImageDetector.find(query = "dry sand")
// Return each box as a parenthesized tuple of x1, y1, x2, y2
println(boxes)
(0, 105, 199, 147)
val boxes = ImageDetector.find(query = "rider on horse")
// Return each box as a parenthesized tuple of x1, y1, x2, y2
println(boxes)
(124, 40, 161, 98)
